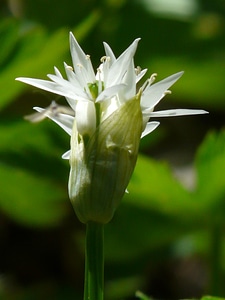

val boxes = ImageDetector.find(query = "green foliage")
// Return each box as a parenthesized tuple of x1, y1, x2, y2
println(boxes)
(135, 293, 225, 300)
(136, 290, 153, 300)
(195, 130, 225, 215)
(201, 297, 225, 300)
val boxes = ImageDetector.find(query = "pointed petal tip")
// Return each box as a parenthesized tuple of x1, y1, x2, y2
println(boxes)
(171, 70, 184, 80)
(149, 108, 209, 118)
(132, 38, 141, 47)
(69, 31, 75, 39)
(177, 70, 184, 77)
(15, 77, 30, 83)
(62, 150, 71, 160)
(33, 106, 43, 111)
(15, 77, 23, 82)
(103, 37, 141, 46)
(198, 109, 209, 114)
(69, 31, 77, 45)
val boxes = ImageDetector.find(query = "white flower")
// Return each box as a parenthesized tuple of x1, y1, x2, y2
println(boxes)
(16, 33, 208, 223)
(16, 32, 207, 149)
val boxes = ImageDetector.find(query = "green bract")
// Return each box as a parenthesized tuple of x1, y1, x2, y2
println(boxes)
(69, 93, 142, 223)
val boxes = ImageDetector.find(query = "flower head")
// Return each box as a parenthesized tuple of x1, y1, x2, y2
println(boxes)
(16, 32, 207, 223)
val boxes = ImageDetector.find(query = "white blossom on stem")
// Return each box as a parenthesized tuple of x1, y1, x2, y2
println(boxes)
(16, 33, 208, 223)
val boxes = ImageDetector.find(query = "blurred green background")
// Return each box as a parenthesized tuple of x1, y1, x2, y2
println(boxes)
(0, 0, 225, 299)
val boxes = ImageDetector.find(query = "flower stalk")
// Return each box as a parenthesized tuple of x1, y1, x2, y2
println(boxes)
(84, 222, 104, 300)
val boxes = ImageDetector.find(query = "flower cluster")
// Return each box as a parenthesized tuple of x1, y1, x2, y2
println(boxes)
(16, 33, 207, 223)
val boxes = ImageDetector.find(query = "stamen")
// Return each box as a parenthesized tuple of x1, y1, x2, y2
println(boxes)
(97, 68, 103, 94)
(100, 56, 110, 63)
(100, 56, 107, 62)
(164, 90, 172, 95)
(135, 66, 142, 75)
(86, 54, 91, 60)
(77, 63, 83, 68)
(140, 73, 158, 93)
(149, 73, 157, 84)
(140, 79, 151, 92)
(66, 65, 73, 71)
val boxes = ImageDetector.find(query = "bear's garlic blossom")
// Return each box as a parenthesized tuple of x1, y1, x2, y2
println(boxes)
(16, 33, 207, 223)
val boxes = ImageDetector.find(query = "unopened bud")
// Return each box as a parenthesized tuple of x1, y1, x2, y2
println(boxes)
(69, 93, 142, 224)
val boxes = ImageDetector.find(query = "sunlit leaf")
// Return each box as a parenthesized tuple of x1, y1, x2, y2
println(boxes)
(0, 119, 69, 226)
(0, 162, 67, 227)
(148, 57, 225, 110)
(201, 296, 225, 300)
(195, 130, 225, 221)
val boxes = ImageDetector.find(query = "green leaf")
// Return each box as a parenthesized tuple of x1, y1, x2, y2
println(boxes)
(195, 130, 225, 222)
(126, 154, 197, 219)
(201, 296, 225, 300)
(135, 290, 153, 300)
(0, 162, 67, 227)
(148, 56, 225, 110)
(0, 119, 69, 227)
(0, 19, 20, 67)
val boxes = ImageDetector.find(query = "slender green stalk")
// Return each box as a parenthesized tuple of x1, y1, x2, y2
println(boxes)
(84, 222, 104, 300)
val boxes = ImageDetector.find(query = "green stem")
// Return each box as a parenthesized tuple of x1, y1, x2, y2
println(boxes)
(84, 222, 104, 300)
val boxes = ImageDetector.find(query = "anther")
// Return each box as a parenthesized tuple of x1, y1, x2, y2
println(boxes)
(77, 63, 83, 68)
(66, 65, 73, 71)
(164, 90, 172, 95)
(100, 56, 110, 63)
(100, 56, 107, 63)
(135, 66, 142, 75)
(149, 73, 158, 84)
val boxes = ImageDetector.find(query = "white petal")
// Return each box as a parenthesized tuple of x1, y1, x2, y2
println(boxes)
(69, 32, 88, 67)
(106, 38, 141, 87)
(103, 42, 116, 64)
(121, 60, 136, 99)
(96, 84, 126, 102)
(75, 100, 96, 136)
(33, 107, 74, 135)
(46, 74, 87, 101)
(65, 97, 77, 111)
(136, 68, 148, 83)
(141, 71, 184, 109)
(141, 121, 160, 138)
(69, 32, 95, 82)
(148, 109, 208, 117)
(100, 95, 119, 121)
(54, 66, 63, 78)
(64, 62, 82, 88)
(16, 77, 88, 101)
(62, 150, 71, 159)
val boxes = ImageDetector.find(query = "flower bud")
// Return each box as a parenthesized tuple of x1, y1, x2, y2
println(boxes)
(69, 93, 142, 224)
(75, 100, 96, 137)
